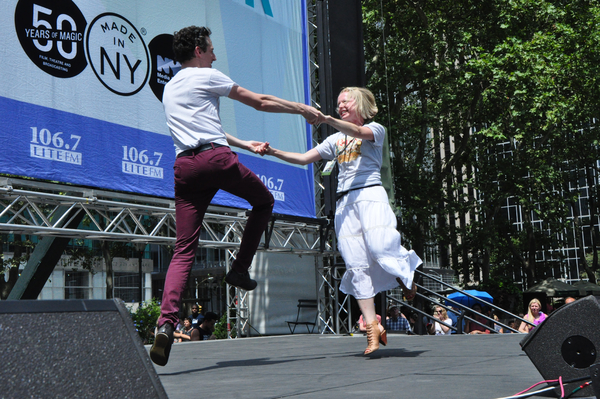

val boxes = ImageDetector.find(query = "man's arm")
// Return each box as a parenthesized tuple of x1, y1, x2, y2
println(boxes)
(228, 86, 320, 124)
(317, 114, 375, 141)
(225, 133, 268, 154)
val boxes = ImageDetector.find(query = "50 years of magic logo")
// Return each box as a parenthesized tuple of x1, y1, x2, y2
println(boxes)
(14, 0, 180, 100)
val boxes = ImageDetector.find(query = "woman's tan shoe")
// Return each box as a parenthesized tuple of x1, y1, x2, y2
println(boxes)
(379, 327, 387, 346)
(364, 320, 381, 355)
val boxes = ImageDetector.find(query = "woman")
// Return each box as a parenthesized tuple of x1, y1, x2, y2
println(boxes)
(492, 313, 504, 334)
(428, 306, 452, 335)
(467, 303, 491, 334)
(173, 317, 195, 342)
(518, 298, 546, 333)
(265, 87, 422, 355)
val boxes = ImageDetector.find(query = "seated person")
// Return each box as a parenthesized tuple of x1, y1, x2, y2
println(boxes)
(492, 313, 503, 333)
(189, 305, 204, 329)
(446, 306, 467, 334)
(466, 304, 491, 334)
(173, 317, 195, 342)
(408, 313, 418, 332)
(427, 305, 452, 335)
(564, 297, 576, 305)
(504, 319, 518, 333)
(518, 298, 546, 333)
(194, 311, 219, 340)
(386, 306, 411, 332)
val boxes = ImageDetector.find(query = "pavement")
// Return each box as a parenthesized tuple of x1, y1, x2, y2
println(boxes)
(146, 332, 585, 399)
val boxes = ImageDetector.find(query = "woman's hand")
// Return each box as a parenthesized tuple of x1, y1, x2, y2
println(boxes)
(247, 141, 270, 155)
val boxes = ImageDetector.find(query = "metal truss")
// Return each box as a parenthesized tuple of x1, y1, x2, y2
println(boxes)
(0, 177, 332, 254)
(307, 0, 352, 335)
(316, 260, 351, 335)
(0, 1, 347, 338)
(0, 177, 336, 338)
(307, 0, 327, 219)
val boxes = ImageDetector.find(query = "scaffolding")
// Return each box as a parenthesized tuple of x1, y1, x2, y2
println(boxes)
(0, 1, 354, 337)
(0, 177, 337, 336)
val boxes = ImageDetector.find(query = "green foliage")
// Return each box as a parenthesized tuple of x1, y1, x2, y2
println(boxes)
(0, 236, 34, 274)
(362, 0, 600, 286)
(129, 298, 161, 345)
(482, 268, 524, 314)
(213, 312, 236, 340)
(62, 239, 99, 273)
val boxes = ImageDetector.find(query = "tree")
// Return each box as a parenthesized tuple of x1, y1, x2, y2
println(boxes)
(0, 234, 34, 299)
(129, 298, 161, 344)
(362, 0, 600, 287)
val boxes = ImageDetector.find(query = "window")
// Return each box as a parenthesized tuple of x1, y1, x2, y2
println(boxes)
(64, 271, 89, 299)
(114, 272, 142, 302)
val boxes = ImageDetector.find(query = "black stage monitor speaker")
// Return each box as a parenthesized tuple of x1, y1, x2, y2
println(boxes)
(0, 299, 167, 399)
(520, 295, 600, 397)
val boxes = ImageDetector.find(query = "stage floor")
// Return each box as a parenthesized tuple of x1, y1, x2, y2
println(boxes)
(146, 332, 587, 399)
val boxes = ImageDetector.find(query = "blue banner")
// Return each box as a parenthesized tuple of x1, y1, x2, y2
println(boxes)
(2, 0, 315, 218)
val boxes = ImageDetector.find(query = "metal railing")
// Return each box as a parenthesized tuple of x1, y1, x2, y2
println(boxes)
(388, 269, 534, 334)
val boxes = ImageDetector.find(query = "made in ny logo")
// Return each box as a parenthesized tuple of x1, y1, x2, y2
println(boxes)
(15, 0, 274, 99)
(85, 13, 149, 96)
(15, 0, 156, 98)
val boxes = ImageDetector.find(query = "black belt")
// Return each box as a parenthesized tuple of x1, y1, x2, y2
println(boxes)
(336, 184, 382, 201)
(177, 143, 226, 158)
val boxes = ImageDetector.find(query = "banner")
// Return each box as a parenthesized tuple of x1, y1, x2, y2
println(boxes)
(1, 0, 315, 218)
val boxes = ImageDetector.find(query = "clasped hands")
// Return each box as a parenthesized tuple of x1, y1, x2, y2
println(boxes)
(249, 106, 325, 156)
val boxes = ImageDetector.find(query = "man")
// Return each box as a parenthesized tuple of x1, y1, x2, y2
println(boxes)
(189, 305, 204, 329)
(194, 311, 219, 341)
(386, 306, 411, 332)
(150, 26, 319, 366)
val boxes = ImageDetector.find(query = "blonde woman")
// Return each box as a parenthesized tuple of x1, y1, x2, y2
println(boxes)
(518, 298, 547, 333)
(428, 306, 452, 335)
(265, 87, 422, 355)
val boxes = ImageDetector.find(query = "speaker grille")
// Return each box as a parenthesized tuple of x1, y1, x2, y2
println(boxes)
(521, 295, 600, 397)
(0, 299, 166, 398)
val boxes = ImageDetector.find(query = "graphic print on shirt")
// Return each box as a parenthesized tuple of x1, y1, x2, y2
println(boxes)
(336, 137, 362, 163)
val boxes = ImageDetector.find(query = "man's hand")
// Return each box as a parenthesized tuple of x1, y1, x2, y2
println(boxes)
(248, 141, 270, 155)
(302, 105, 322, 125)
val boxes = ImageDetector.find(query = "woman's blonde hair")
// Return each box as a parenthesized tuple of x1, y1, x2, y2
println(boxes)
(526, 298, 542, 320)
(434, 306, 448, 320)
(339, 87, 378, 121)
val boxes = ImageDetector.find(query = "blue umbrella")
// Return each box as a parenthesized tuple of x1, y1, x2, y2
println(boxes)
(446, 290, 494, 308)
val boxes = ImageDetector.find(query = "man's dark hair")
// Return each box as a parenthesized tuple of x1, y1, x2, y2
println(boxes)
(172, 26, 212, 63)
(202, 311, 219, 323)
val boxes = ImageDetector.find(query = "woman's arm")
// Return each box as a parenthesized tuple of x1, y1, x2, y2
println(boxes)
(440, 319, 451, 334)
(518, 316, 530, 333)
(464, 320, 470, 334)
(265, 147, 322, 166)
(318, 114, 375, 141)
(173, 331, 190, 341)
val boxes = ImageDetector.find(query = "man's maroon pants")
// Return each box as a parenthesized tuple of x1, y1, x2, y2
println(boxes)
(158, 146, 274, 327)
